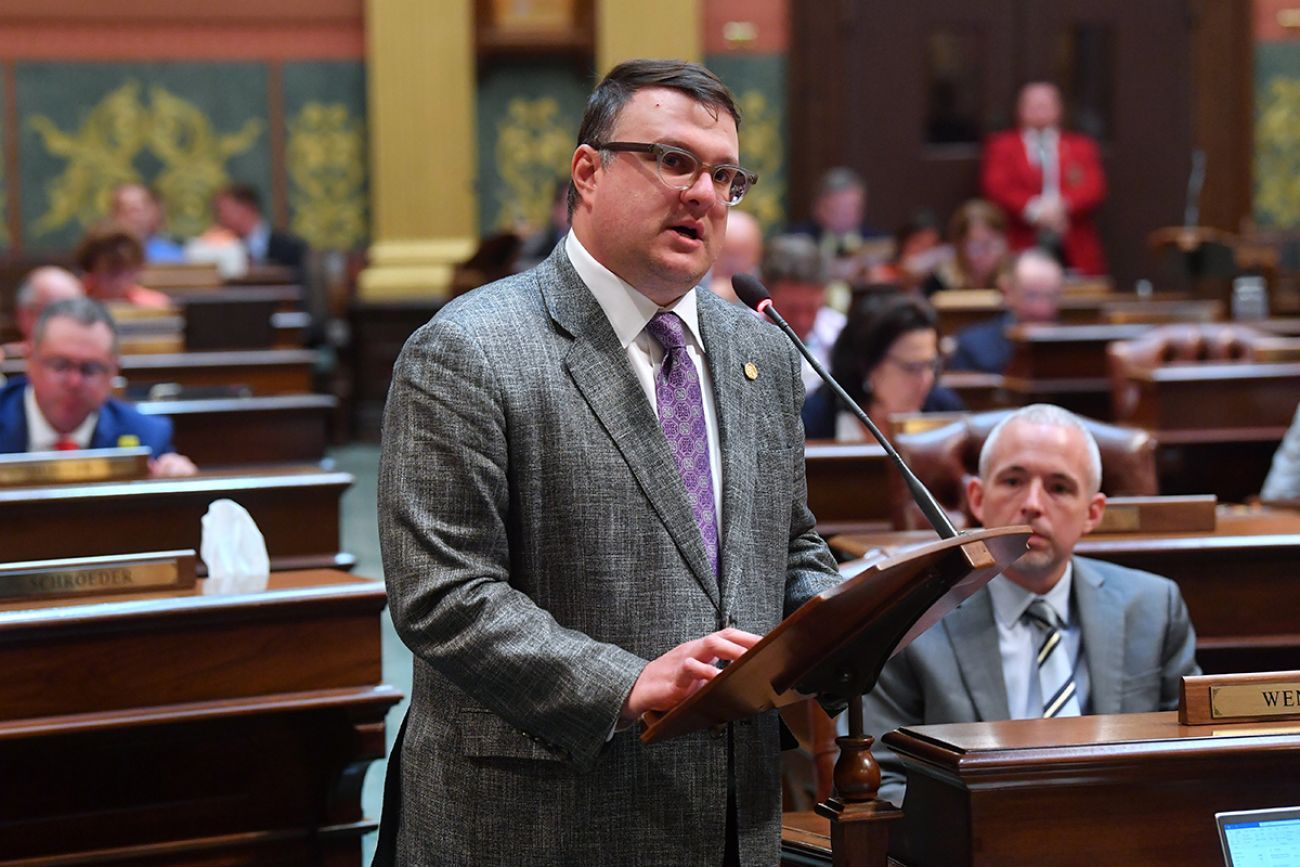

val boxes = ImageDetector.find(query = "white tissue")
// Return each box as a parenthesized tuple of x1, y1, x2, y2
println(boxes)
(200, 499, 270, 593)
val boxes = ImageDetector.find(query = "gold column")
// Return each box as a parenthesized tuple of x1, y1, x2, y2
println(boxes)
(596, 0, 702, 74)
(360, 0, 477, 300)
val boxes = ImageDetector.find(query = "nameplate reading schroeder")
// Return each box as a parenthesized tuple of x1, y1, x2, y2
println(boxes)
(1179, 670, 1300, 725)
(0, 550, 197, 602)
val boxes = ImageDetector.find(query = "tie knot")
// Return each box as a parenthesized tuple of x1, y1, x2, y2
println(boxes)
(1024, 598, 1059, 631)
(646, 311, 687, 352)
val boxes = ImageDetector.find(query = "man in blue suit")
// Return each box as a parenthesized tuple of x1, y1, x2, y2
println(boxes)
(0, 297, 196, 476)
(947, 248, 1063, 374)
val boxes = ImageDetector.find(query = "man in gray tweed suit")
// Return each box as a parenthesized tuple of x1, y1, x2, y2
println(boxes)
(378, 59, 842, 865)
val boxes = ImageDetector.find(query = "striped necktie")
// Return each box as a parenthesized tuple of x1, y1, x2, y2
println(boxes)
(1024, 598, 1082, 718)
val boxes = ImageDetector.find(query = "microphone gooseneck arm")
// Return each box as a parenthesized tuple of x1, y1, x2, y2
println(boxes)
(732, 275, 958, 540)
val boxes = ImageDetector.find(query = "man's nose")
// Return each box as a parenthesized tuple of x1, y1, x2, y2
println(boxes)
(1020, 478, 1046, 513)
(682, 169, 719, 209)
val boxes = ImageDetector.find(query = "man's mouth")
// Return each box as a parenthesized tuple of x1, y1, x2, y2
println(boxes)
(669, 224, 701, 241)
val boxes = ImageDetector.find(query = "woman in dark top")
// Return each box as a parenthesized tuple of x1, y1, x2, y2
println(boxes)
(802, 294, 964, 440)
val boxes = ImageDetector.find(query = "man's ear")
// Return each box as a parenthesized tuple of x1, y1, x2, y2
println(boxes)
(570, 145, 600, 210)
(966, 475, 986, 525)
(1081, 491, 1106, 534)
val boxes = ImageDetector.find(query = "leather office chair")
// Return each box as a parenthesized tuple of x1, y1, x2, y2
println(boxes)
(1107, 323, 1272, 420)
(893, 409, 1158, 529)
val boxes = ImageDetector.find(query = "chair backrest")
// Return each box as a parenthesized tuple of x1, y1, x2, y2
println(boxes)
(894, 409, 1158, 528)
(1107, 323, 1272, 420)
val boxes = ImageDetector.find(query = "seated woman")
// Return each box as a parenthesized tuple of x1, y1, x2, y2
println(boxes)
(922, 199, 1009, 294)
(76, 223, 172, 309)
(802, 294, 964, 440)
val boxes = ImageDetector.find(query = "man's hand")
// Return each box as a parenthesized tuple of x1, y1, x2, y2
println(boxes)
(149, 452, 199, 477)
(621, 627, 761, 723)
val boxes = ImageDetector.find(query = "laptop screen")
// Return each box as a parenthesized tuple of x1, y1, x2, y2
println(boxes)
(1216, 806, 1300, 867)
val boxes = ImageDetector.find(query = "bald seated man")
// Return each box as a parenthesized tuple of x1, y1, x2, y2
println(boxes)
(5, 267, 85, 357)
(857, 403, 1199, 806)
(708, 208, 763, 304)
(0, 297, 197, 477)
(947, 247, 1062, 374)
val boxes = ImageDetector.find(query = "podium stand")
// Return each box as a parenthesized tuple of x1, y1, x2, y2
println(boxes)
(642, 526, 1030, 866)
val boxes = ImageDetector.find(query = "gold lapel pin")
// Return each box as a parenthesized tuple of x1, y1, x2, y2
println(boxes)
(743, 361, 759, 381)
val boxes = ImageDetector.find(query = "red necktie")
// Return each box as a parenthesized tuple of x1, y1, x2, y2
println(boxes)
(54, 436, 78, 451)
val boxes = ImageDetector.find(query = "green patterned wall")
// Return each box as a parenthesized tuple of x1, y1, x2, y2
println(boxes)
(16, 62, 271, 251)
(1256, 43, 1300, 228)
(706, 53, 788, 235)
(283, 61, 368, 250)
(475, 59, 591, 238)
(6, 60, 367, 253)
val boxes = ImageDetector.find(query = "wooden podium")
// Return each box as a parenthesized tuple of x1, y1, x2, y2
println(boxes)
(0, 569, 400, 864)
(641, 527, 1030, 866)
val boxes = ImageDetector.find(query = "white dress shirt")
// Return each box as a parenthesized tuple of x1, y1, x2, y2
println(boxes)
(986, 563, 1091, 719)
(1022, 127, 1062, 223)
(565, 232, 723, 530)
(801, 306, 847, 395)
(25, 384, 97, 451)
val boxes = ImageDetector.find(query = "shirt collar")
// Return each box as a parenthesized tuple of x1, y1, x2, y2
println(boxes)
(565, 231, 706, 352)
(24, 383, 98, 451)
(987, 560, 1074, 628)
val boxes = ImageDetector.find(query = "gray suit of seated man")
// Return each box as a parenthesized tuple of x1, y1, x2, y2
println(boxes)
(859, 403, 1200, 806)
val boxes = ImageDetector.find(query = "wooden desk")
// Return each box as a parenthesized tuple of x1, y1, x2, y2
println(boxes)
(782, 713, 1300, 866)
(805, 442, 894, 535)
(0, 466, 353, 573)
(886, 712, 1300, 866)
(1002, 323, 1151, 419)
(0, 569, 399, 864)
(938, 371, 1007, 412)
(178, 286, 303, 351)
(2, 349, 317, 397)
(136, 394, 335, 466)
(1126, 361, 1300, 432)
(831, 506, 1300, 674)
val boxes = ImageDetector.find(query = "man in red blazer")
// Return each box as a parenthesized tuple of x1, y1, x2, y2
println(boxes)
(981, 82, 1108, 276)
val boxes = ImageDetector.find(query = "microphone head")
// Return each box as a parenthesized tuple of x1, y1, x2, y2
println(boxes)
(731, 274, 771, 312)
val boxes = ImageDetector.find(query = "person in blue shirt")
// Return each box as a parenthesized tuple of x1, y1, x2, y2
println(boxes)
(111, 183, 186, 264)
(0, 297, 197, 476)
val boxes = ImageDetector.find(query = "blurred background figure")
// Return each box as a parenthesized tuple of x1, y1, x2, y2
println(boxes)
(803, 294, 964, 439)
(788, 167, 887, 284)
(514, 182, 572, 272)
(924, 199, 1010, 294)
(947, 247, 1063, 373)
(212, 183, 309, 276)
(869, 210, 948, 294)
(708, 209, 764, 304)
(763, 233, 843, 393)
(5, 267, 85, 357)
(110, 183, 185, 264)
(982, 81, 1108, 276)
(76, 224, 171, 309)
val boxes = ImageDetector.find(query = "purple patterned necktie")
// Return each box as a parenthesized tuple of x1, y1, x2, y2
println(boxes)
(645, 311, 719, 576)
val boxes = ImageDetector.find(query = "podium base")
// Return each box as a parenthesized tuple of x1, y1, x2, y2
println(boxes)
(815, 796, 902, 867)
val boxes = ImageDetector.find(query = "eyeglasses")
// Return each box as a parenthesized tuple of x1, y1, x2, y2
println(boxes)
(36, 355, 114, 381)
(597, 141, 758, 206)
(885, 355, 942, 378)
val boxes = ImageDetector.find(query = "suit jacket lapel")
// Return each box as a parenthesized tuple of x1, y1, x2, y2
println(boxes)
(1074, 558, 1124, 714)
(542, 248, 721, 609)
(942, 589, 1011, 721)
(697, 292, 755, 614)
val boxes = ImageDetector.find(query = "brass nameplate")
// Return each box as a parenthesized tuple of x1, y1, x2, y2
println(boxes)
(1211, 682, 1300, 719)
(0, 550, 197, 602)
(0, 447, 151, 487)
(1180, 670, 1300, 725)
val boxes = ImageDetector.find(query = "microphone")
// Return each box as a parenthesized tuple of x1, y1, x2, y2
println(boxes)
(733, 274, 958, 539)
(1184, 149, 1206, 227)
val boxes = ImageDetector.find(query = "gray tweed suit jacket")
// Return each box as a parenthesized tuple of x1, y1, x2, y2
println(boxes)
(378, 243, 841, 865)
(861, 556, 1200, 806)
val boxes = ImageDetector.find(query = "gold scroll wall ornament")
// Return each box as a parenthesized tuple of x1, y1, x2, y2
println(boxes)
(1256, 78, 1300, 227)
(286, 102, 368, 250)
(28, 81, 263, 240)
(733, 89, 784, 235)
(494, 96, 575, 232)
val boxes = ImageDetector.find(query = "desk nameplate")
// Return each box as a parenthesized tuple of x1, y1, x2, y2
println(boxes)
(0, 550, 197, 601)
(1181, 670, 1300, 724)
(0, 447, 151, 487)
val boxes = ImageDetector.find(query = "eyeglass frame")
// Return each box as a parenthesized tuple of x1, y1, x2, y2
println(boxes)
(595, 141, 759, 206)
(883, 354, 943, 378)
(34, 354, 116, 382)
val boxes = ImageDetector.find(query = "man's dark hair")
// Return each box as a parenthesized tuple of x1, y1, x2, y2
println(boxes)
(33, 296, 120, 356)
(567, 59, 741, 218)
(219, 183, 264, 213)
(829, 294, 939, 409)
(74, 223, 145, 273)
